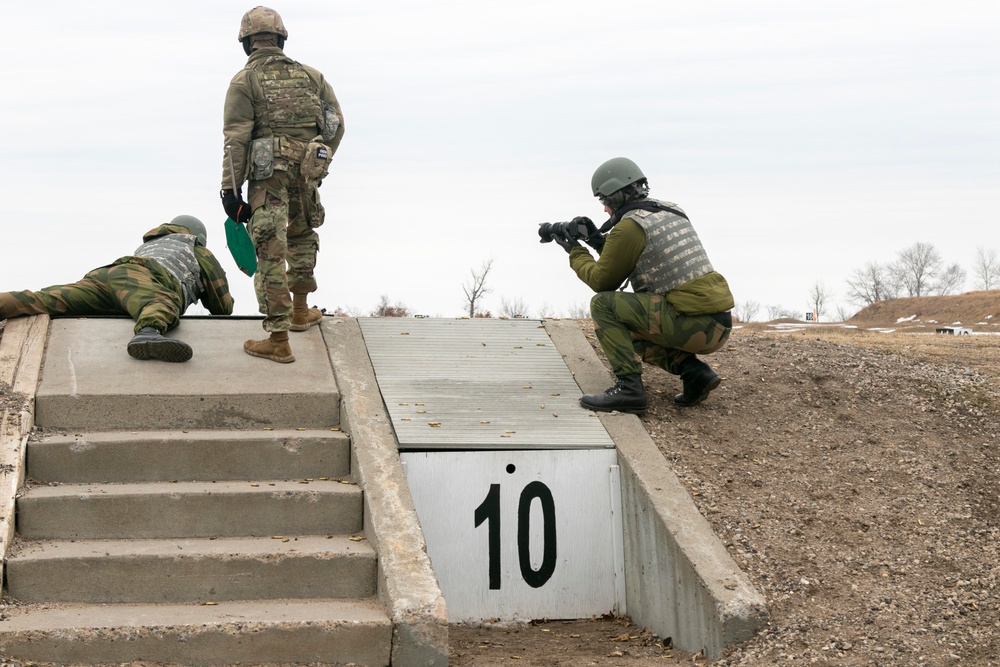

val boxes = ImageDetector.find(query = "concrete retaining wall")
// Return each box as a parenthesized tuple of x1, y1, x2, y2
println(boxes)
(545, 319, 768, 659)
(323, 317, 449, 666)
(0, 316, 49, 587)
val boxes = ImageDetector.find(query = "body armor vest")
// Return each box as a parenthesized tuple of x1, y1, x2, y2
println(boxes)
(626, 199, 715, 294)
(133, 234, 202, 310)
(249, 55, 323, 138)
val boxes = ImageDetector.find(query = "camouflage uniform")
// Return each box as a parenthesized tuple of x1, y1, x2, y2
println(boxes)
(222, 45, 344, 333)
(568, 199, 734, 380)
(590, 291, 731, 377)
(0, 224, 234, 332)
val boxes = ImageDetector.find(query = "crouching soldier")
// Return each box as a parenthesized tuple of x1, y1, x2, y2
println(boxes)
(544, 158, 734, 413)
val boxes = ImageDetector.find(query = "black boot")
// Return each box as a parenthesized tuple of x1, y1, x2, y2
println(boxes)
(127, 326, 193, 363)
(674, 357, 720, 407)
(580, 374, 648, 414)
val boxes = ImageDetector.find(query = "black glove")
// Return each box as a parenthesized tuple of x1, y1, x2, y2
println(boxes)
(221, 189, 251, 224)
(553, 228, 582, 254)
(573, 216, 605, 253)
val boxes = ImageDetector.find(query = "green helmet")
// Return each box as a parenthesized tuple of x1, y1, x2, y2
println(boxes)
(170, 215, 207, 246)
(238, 6, 288, 41)
(591, 157, 646, 197)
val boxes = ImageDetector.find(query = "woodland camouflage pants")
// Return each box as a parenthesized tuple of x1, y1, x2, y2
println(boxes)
(0, 259, 183, 334)
(248, 164, 323, 333)
(590, 291, 731, 377)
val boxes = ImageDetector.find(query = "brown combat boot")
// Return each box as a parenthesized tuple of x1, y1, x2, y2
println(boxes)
(290, 293, 323, 331)
(244, 331, 295, 363)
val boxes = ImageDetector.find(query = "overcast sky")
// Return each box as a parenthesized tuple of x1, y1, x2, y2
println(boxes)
(3, 1, 998, 321)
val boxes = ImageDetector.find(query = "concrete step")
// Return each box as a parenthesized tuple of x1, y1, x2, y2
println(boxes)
(35, 319, 341, 430)
(26, 429, 351, 483)
(17, 479, 363, 540)
(0, 598, 391, 666)
(6, 535, 376, 604)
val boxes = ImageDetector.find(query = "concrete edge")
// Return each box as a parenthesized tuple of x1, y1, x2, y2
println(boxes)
(0, 315, 50, 586)
(322, 317, 449, 667)
(544, 318, 768, 659)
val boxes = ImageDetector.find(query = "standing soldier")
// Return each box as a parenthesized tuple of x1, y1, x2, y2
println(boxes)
(221, 6, 345, 363)
(544, 158, 734, 414)
(0, 216, 234, 362)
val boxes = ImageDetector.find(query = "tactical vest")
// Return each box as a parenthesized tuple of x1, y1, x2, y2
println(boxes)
(626, 199, 715, 295)
(133, 234, 203, 310)
(248, 55, 323, 138)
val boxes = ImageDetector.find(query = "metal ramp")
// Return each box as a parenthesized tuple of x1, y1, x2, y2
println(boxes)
(358, 317, 613, 450)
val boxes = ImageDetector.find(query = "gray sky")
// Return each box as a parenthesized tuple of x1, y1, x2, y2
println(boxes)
(3, 1, 998, 320)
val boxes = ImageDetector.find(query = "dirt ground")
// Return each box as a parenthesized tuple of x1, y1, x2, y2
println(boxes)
(450, 303, 1000, 666)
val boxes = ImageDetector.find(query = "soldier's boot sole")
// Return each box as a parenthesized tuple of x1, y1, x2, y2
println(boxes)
(127, 337, 193, 363)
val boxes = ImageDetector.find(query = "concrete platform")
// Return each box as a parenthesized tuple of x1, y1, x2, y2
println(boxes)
(35, 317, 339, 430)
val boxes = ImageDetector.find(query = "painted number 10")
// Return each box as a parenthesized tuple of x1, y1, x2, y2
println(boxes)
(474, 481, 557, 590)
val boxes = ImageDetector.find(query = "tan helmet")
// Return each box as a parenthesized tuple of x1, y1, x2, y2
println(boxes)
(238, 6, 288, 41)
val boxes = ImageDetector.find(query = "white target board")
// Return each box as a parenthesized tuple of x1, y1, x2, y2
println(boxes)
(401, 449, 625, 622)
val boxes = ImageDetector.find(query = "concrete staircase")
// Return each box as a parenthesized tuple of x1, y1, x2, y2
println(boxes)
(2, 427, 391, 665)
(0, 319, 411, 666)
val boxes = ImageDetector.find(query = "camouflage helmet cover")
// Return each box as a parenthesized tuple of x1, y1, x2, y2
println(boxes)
(170, 215, 207, 246)
(238, 6, 288, 41)
(591, 157, 646, 197)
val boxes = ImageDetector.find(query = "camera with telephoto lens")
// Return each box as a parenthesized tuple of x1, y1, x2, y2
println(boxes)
(538, 219, 590, 244)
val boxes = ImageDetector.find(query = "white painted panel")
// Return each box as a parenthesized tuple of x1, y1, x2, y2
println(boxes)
(402, 449, 623, 622)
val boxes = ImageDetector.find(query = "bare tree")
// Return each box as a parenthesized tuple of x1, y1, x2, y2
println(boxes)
(500, 296, 528, 318)
(766, 304, 794, 321)
(734, 299, 760, 323)
(973, 246, 999, 290)
(935, 263, 966, 296)
(565, 302, 591, 319)
(845, 261, 897, 306)
(834, 303, 855, 322)
(536, 302, 557, 318)
(462, 258, 494, 318)
(808, 281, 830, 320)
(890, 242, 942, 297)
(370, 295, 411, 317)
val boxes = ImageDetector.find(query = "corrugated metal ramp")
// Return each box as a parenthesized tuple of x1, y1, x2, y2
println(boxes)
(358, 318, 613, 450)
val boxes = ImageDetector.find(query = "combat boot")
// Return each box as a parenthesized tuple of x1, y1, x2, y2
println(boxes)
(290, 293, 323, 331)
(674, 357, 721, 407)
(580, 374, 648, 414)
(127, 327, 193, 363)
(244, 331, 295, 363)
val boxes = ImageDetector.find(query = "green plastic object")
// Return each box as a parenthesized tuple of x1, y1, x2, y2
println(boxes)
(224, 218, 257, 277)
